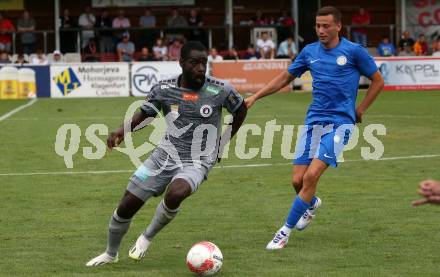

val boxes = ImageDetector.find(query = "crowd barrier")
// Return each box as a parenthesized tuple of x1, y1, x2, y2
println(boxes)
(1, 56, 439, 99)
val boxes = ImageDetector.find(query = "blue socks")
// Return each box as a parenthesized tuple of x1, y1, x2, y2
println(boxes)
(310, 196, 318, 207)
(285, 195, 311, 228)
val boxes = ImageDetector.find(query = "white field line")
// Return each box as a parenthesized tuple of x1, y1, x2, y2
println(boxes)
(0, 99, 38, 122)
(0, 154, 439, 177)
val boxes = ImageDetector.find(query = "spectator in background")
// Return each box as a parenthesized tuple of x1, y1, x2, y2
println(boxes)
(117, 32, 135, 62)
(137, 46, 155, 61)
(153, 37, 168, 61)
(188, 9, 205, 44)
(60, 9, 77, 53)
(398, 42, 415, 56)
(278, 10, 295, 27)
(113, 10, 130, 41)
(398, 30, 415, 52)
(166, 9, 188, 27)
(0, 51, 10, 63)
(168, 39, 182, 61)
(78, 6, 96, 48)
(207, 47, 223, 62)
(414, 34, 428, 56)
(276, 34, 297, 59)
(16, 53, 28, 64)
(139, 9, 157, 50)
(51, 50, 63, 64)
(256, 32, 275, 59)
(351, 7, 370, 46)
(83, 38, 99, 62)
(17, 10, 36, 54)
(224, 46, 240, 60)
(31, 49, 48, 65)
(432, 37, 440, 56)
(0, 13, 15, 53)
(243, 44, 260, 60)
(96, 10, 114, 53)
(377, 36, 396, 57)
(251, 10, 269, 26)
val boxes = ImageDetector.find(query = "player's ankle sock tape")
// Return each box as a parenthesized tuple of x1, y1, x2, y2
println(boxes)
(285, 196, 311, 228)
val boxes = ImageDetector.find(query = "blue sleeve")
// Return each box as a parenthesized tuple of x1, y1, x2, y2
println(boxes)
(377, 45, 383, 56)
(287, 48, 308, 77)
(354, 45, 378, 77)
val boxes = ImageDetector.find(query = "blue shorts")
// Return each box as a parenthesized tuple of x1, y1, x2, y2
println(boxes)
(293, 123, 354, 167)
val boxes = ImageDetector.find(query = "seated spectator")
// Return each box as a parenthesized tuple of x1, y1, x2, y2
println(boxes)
(276, 35, 297, 59)
(256, 32, 275, 59)
(251, 10, 269, 26)
(414, 34, 428, 56)
(16, 53, 28, 64)
(398, 30, 415, 52)
(351, 7, 370, 46)
(96, 10, 114, 53)
(0, 51, 10, 63)
(31, 49, 48, 65)
(17, 10, 37, 54)
(51, 50, 63, 63)
(137, 46, 155, 61)
(243, 44, 260, 60)
(224, 46, 239, 60)
(139, 9, 156, 28)
(208, 47, 223, 62)
(78, 6, 96, 49)
(153, 37, 168, 61)
(0, 13, 15, 53)
(83, 38, 100, 61)
(432, 37, 440, 56)
(117, 32, 135, 62)
(398, 43, 415, 56)
(377, 36, 396, 57)
(168, 39, 182, 61)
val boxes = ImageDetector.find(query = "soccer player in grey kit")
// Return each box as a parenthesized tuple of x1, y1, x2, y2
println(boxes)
(86, 41, 247, 266)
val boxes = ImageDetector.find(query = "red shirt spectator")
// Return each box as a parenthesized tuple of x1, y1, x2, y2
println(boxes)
(0, 13, 15, 52)
(351, 8, 370, 34)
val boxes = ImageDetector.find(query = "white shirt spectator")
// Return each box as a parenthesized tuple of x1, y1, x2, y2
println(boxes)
(113, 17, 130, 28)
(256, 37, 275, 58)
(31, 54, 48, 65)
(78, 12, 96, 48)
(153, 46, 168, 59)
(208, 55, 223, 62)
(432, 51, 440, 57)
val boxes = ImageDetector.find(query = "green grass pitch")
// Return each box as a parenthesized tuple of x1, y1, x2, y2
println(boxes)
(1, 91, 440, 276)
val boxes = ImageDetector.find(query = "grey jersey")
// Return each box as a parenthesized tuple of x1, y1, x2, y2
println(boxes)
(140, 75, 243, 168)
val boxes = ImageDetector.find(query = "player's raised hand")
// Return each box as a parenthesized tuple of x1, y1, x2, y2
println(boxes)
(107, 128, 125, 150)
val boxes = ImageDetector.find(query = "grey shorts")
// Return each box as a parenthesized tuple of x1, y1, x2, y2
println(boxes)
(127, 148, 210, 201)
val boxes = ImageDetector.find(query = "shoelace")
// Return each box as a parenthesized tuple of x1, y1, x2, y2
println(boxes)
(273, 231, 286, 243)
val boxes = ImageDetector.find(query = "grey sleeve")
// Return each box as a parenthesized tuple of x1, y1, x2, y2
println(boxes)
(140, 85, 162, 116)
(222, 83, 244, 114)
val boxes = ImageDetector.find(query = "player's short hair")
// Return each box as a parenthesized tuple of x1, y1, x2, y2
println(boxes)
(181, 41, 207, 59)
(316, 6, 342, 23)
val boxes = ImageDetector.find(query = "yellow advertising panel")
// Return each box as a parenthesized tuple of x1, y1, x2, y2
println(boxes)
(0, 0, 24, 10)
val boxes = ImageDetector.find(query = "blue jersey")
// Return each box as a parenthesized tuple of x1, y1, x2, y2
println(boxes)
(288, 37, 377, 124)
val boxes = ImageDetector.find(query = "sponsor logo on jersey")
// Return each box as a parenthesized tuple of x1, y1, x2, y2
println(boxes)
(336, 55, 347, 66)
(53, 67, 81, 96)
(170, 104, 179, 118)
(200, 104, 213, 117)
(206, 85, 220, 95)
(183, 93, 199, 102)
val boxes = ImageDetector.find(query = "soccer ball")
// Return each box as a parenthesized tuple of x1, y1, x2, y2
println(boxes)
(186, 241, 223, 276)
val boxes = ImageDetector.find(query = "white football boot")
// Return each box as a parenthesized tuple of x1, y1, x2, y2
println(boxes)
(86, 252, 118, 267)
(128, 234, 151, 261)
(266, 227, 290, 250)
(295, 197, 322, 231)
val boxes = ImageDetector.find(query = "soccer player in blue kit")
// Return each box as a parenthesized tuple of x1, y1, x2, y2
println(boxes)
(245, 6, 384, 249)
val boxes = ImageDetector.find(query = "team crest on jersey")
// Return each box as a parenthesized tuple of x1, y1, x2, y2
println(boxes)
(336, 55, 347, 66)
(200, 105, 213, 117)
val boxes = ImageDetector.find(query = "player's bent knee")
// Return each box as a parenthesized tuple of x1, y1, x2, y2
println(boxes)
(165, 179, 192, 209)
(292, 174, 304, 190)
(302, 171, 320, 187)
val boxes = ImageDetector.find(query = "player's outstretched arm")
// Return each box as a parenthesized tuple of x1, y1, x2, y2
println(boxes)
(245, 71, 295, 109)
(356, 71, 384, 123)
(107, 111, 155, 150)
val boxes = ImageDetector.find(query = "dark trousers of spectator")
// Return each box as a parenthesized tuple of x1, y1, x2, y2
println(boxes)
(22, 43, 36, 54)
(100, 36, 115, 53)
